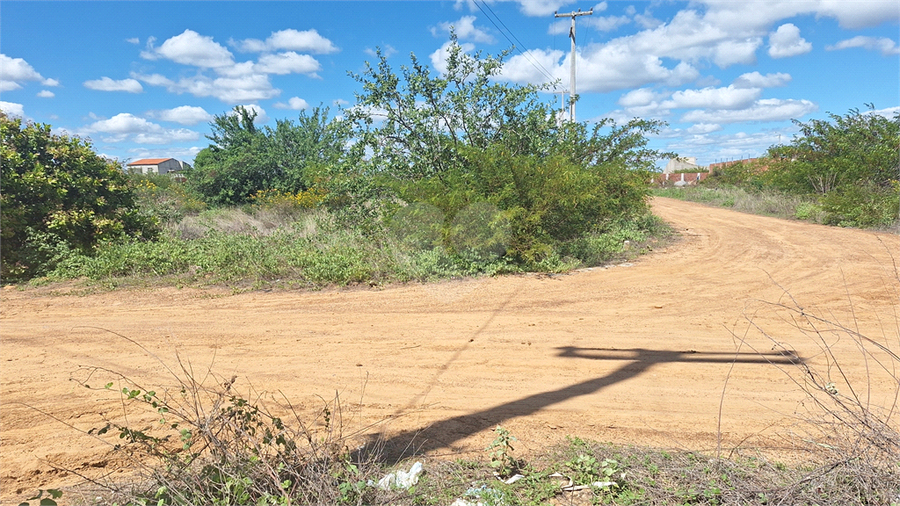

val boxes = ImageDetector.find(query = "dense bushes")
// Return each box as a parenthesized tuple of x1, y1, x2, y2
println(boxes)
(188, 106, 355, 206)
(1, 113, 157, 280)
(345, 38, 670, 267)
(705, 107, 899, 228)
(5, 39, 674, 285)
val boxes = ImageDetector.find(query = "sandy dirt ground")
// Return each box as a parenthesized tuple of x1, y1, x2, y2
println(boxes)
(2, 197, 898, 501)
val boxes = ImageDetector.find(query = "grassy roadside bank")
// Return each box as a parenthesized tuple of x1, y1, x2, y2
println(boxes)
(22, 204, 674, 293)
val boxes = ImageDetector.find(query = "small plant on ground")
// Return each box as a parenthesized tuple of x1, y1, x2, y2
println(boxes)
(486, 425, 521, 478)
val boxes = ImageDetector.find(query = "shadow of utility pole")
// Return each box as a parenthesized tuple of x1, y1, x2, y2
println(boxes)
(361, 345, 802, 463)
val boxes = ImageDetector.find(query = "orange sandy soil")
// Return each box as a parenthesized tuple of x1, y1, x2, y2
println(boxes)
(2, 197, 898, 502)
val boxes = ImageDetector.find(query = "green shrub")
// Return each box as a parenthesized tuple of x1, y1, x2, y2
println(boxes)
(1, 113, 157, 280)
(820, 181, 900, 228)
(132, 174, 207, 225)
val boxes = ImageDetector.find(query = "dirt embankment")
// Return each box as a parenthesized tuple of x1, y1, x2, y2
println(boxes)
(2, 197, 898, 500)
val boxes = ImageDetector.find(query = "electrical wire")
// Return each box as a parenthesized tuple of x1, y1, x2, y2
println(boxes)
(472, 0, 560, 89)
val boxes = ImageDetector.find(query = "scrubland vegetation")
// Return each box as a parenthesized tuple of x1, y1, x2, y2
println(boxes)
(656, 106, 899, 229)
(2, 40, 671, 287)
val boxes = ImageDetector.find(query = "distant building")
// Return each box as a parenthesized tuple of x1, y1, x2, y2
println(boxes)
(663, 157, 701, 174)
(126, 158, 192, 175)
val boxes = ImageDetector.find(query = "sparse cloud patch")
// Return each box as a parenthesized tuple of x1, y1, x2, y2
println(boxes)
(83, 113, 200, 144)
(433, 16, 495, 43)
(83, 77, 144, 93)
(827, 36, 900, 55)
(231, 29, 338, 54)
(733, 71, 791, 89)
(681, 98, 818, 124)
(149, 106, 213, 125)
(255, 52, 321, 76)
(274, 97, 310, 110)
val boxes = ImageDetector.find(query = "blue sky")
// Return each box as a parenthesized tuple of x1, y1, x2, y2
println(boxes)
(1, 0, 898, 168)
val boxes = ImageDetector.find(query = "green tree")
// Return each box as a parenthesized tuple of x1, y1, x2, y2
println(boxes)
(347, 38, 672, 264)
(346, 38, 558, 179)
(1, 113, 157, 280)
(187, 106, 274, 206)
(188, 106, 354, 206)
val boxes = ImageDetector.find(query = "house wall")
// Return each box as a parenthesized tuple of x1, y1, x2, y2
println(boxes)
(127, 159, 183, 175)
(128, 164, 156, 174)
(653, 172, 710, 186)
(157, 159, 181, 174)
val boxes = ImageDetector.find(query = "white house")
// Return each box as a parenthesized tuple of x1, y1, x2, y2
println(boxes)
(126, 158, 191, 175)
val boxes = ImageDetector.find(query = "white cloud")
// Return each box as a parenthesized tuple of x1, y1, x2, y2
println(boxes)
(618, 88, 665, 108)
(126, 37, 140, 44)
(732, 71, 791, 89)
(274, 97, 310, 110)
(699, 0, 897, 32)
(83, 113, 200, 144)
(501, 42, 699, 93)
(668, 85, 761, 110)
(666, 129, 784, 163)
(333, 98, 350, 107)
(433, 16, 495, 43)
(681, 98, 818, 124)
(517, 0, 576, 17)
(37, 90, 55, 98)
(827, 36, 900, 55)
(133, 72, 279, 103)
(812, 0, 900, 29)
(232, 29, 338, 54)
(83, 77, 144, 93)
(0, 54, 59, 91)
(550, 13, 629, 35)
(0, 101, 25, 118)
(141, 30, 235, 68)
(150, 106, 213, 125)
(585, 15, 631, 32)
(868, 106, 900, 119)
(687, 123, 722, 134)
(255, 52, 321, 75)
(0, 81, 22, 92)
(768, 23, 812, 58)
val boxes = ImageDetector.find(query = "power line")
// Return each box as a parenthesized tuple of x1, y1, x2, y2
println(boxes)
(472, 0, 559, 87)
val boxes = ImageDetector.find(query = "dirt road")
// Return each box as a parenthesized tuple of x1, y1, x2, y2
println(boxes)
(2, 197, 898, 500)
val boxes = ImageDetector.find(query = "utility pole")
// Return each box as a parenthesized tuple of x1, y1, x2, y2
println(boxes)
(556, 90, 566, 127)
(554, 7, 592, 122)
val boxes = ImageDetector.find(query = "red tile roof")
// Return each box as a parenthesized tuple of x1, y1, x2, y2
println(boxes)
(128, 158, 174, 165)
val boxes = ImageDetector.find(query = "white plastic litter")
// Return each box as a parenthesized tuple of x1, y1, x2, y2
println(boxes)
(375, 461, 423, 490)
(561, 480, 619, 492)
(449, 499, 479, 506)
(503, 473, 525, 484)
